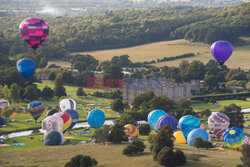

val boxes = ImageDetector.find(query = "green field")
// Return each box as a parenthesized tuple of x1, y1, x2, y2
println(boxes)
(73, 39, 250, 70)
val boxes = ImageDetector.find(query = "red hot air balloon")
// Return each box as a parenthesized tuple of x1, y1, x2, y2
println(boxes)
(19, 18, 49, 53)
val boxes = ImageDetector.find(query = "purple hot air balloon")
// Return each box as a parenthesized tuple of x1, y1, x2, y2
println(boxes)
(211, 40, 233, 65)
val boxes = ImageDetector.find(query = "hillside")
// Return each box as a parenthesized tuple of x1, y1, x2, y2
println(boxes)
(74, 39, 250, 69)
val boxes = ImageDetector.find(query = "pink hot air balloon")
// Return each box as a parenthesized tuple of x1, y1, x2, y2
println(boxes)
(211, 40, 233, 65)
(19, 18, 49, 53)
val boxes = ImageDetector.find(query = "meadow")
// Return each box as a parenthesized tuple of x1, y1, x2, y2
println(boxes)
(72, 39, 250, 69)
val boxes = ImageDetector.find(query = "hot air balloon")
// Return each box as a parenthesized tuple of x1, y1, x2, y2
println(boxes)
(27, 101, 45, 122)
(87, 109, 105, 129)
(42, 112, 71, 135)
(223, 127, 245, 149)
(59, 98, 76, 112)
(147, 109, 167, 131)
(208, 112, 230, 139)
(0, 99, 12, 111)
(19, 18, 49, 53)
(16, 58, 37, 79)
(211, 40, 233, 65)
(44, 130, 64, 146)
(157, 114, 178, 131)
(187, 128, 210, 146)
(174, 131, 186, 144)
(124, 124, 139, 138)
(243, 136, 250, 145)
(0, 116, 6, 126)
(179, 115, 200, 138)
(64, 109, 79, 130)
(46, 109, 59, 117)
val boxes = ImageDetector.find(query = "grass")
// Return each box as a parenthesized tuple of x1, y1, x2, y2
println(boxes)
(0, 137, 242, 167)
(192, 98, 250, 112)
(73, 39, 250, 69)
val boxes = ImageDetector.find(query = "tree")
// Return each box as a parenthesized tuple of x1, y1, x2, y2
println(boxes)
(2, 85, 10, 100)
(64, 154, 97, 167)
(131, 139, 146, 153)
(246, 82, 250, 90)
(1, 104, 12, 121)
(149, 96, 175, 113)
(188, 60, 205, 80)
(177, 98, 192, 109)
(138, 123, 151, 135)
(103, 64, 123, 87)
(10, 83, 20, 102)
(23, 85, 39, 100)
(111, 98, 124, 113)
(240, 144, 250, 167)
(193, 137, 203, 149)
(41, 86, 54, 100)
(204, 74, 218, 88)
(132, 91, 155, 110)
(222, 104, 244, 129)
(77, 87, 85, 96)
(93, 125, 111, 144)
(54, 74, 67, 97)
(123, 144, 138, 156)
(107, 123, 126, 144)
(157, 147, 176, 167)
(119, 114, 137, 127)
(174, 150, 186, 166)
(203, 140, 213, 149)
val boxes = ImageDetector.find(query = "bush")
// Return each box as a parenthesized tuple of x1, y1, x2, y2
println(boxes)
(123, 145, 138, 156)
(174, 150, 186, 166)
(64, 155, 97, 167)
(202, 140, 213, 149)
(193, 137, 203, 149)
(131, 139, 146, 153)
(93, 125, 111, 144)
(157, 147, 176, 167)
(240, 144, 250, 167)
(138, 123, 151, 135)
(77, 87, 86, 96)
(107, 123, 126, 144)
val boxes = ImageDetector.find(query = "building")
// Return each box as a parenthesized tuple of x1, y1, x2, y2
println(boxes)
(123, 78, 202, 104)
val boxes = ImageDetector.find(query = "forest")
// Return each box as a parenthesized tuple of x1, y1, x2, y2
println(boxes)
(0, 3, 249, 64)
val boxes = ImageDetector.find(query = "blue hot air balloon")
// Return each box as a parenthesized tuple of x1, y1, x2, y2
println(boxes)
(87, 109, 105, 129)
(179, 115, 200, 138)
(64, 109, 79, 130)
(17, 58, 37, 79)
(0, 116, 6, 126)
(44, 130, 64, 146)
(187, 128, 210, 146)
(147, 109, 167, 131)
(157, 114, 178, 131)
(223, 127, 245, 149)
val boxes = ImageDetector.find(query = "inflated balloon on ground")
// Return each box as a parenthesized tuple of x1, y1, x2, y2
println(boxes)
(0, 99, 12, 111)
(16, 58, 37, 79)
(0, 116, 6, 126)
(157, 114, 177, 131)
(147, 109, 167, 131)
(179, 115, 200, 138)
(124, 124, 139, 138)
(87, 109, 105, 129)
(64, 109, 79, 129)
(59, 98, 76, 112)
(27, 101, 45, 122)
(187, 128, 210, 146)
(223, 127, 245, 149)
(174, 131, 186, 144)
(44, 130, 64, 146)
(46, 109, 59, 117)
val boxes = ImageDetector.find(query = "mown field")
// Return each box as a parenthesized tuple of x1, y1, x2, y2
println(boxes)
(73, 39, 250, 69)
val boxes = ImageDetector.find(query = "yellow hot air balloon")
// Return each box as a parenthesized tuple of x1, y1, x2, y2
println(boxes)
(174, 131, 186, 144)
(124, 124, 139, 138)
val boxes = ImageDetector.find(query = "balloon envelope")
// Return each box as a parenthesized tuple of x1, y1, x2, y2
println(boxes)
(59, 98, 76, 112)
(27, 101, 45, 121)
(46, 109, 59, 117)
(157, 114, 177, 131)
(124, 124, 139, 138)
(211, 40, 233, 65)
(147, 109, 167, 131)
(16, 58, 37, 79)
(208, 112, 230, 139)
(0, 99, 12, 111)
(44, 130, 64, 146)
(179, 115, 200, 138)
(19, 18, 49, 51)
(174, 131, 186, 144)
(0, 116, 6, 125)
(187, 128, 210, 146)
(223, 127, 245, 149)
(87, 109, 105, 129)
(243, 136, 250, 145)
(64, 109, 79, 130)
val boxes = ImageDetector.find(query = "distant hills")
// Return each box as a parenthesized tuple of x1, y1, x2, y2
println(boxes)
(0, 0, 246, 16)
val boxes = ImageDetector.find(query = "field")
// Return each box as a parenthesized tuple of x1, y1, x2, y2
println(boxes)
(73, 39, 250, 69)
(0, 137, 242, 167)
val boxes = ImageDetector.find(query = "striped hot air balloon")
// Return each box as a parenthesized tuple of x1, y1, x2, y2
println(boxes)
(19, 18, 49, 52)
(223, 127, 245, 149)
(0, 99, 12, 111)
(147, 109, 167, 131)
(27, 101, 45, 122)
(59, 98, 76, 112)
(157, 114, 178, 131)
(243, 136, 250, 145)
(124, 124, 139, 138)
